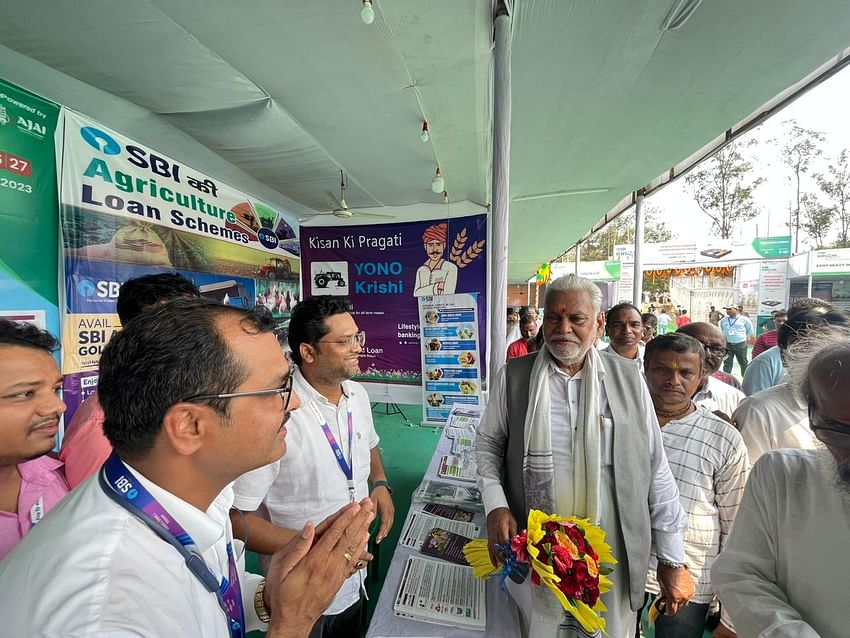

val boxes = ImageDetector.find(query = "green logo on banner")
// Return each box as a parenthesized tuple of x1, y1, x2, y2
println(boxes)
(604, 260, 621, 280)
(752, 236, 791, 259)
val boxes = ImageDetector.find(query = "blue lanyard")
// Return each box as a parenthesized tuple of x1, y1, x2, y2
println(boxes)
(311, 401, 356, 502)
(99, 453, 246, 638)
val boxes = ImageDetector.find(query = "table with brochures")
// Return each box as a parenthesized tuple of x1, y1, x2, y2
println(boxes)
(366, 426, 521, 637)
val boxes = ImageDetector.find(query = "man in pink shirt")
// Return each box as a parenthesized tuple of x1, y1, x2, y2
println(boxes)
(0, 319, 69, 560)
(59, 273, 200, 487)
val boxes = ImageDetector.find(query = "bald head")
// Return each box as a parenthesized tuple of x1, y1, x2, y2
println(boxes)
(788, 327, 850, 465)
(677, 321, 722, 342)
(677, 322, 726, 375)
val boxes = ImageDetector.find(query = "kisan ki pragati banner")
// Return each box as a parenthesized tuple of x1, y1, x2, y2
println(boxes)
(300, 214, 488, 387)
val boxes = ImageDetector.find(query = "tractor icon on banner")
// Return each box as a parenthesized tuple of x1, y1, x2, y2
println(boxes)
(314, 270, 346, 289)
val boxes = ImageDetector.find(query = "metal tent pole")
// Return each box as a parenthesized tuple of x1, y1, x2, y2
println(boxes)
(488, 0, 513, 382)
(632, 190, 645, 306)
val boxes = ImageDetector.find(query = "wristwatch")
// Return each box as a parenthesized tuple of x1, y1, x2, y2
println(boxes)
(254, 580, 271, 623)
(657, 559, 688, 570)
(371, 480, 394, 495)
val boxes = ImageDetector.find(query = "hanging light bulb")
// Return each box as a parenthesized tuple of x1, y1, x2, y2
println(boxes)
(431, 166, 445, 194)
(360, 0, 375, 24)
(443, 190, 449, 204)
(420, 121, 430, 143)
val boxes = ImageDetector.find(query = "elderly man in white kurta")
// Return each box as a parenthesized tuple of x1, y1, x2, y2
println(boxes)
(476, 274, 692, 638)
(712, 327, 850, 638)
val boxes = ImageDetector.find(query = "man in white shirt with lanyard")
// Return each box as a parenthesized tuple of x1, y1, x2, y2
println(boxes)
(233, 295, 394, 638)
(0, 299, 375, 637)
(718, 306, 754, 375)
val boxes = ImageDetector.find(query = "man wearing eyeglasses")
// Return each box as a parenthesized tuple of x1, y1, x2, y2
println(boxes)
(233, 295, 393, 638)
(712, 326, 850, 638)
(0, 298, 375, 637)
(677, 323, 745, 420)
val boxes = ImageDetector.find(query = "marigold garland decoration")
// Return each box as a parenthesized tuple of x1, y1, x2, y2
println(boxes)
(463, 510, 617, 634)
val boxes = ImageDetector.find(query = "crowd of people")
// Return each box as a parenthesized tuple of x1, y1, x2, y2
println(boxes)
(0, 273, 391, 638)
(1, 271, 848, 637)
(489, 275, 850, 637)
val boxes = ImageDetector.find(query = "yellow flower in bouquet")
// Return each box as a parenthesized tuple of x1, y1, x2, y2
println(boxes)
(464, 509, 617, 634)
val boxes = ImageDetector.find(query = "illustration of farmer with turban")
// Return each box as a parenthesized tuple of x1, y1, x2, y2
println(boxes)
(414, 222, 458, 296)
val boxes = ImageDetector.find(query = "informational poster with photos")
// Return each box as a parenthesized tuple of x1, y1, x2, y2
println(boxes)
(418, 293, 482, 426)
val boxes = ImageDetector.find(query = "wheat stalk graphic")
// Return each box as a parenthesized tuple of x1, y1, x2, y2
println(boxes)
(449, 228, 485, 268)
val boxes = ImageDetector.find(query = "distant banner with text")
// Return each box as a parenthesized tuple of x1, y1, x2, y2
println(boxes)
(300, 214, 487, 388)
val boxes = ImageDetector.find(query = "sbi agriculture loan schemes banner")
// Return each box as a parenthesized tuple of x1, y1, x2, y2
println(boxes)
(60, 111, 300, 418)
(300, 214, 487, 388)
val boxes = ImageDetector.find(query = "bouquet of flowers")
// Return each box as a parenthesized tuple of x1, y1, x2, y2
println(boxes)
(463, 510, 616, 634)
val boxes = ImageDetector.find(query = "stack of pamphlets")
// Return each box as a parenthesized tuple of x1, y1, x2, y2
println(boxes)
(438, 454, 478, 483)
(450, 432, 475, 455)
(445, 405, 483, 440)
(419, 528, 473, 565)
(423, 503, 476, 522)
(412, 479, 484, 512)
(393, 555, 486, 630)
(400, 511, 480, 549)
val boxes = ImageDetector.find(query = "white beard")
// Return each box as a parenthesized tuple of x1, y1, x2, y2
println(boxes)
(814, 447, 850, 500)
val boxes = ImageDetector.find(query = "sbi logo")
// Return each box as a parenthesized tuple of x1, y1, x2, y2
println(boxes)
(258, 227, 279, 250)
(127, 488, 138, 500)
(76, 279, 96, 298)
(77, 279, 121, 299)
(80, 126, 121, 155)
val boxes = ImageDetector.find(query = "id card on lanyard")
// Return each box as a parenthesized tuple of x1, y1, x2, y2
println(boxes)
(99, 453, 246, 638)
(309, 400, 356, 503)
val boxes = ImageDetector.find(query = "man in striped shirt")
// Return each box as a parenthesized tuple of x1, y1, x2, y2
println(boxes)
(643, 334, 750, 638)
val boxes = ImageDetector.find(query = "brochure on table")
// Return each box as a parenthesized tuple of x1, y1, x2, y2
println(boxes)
(418, 293, 482, 425)
(393, 555, 486, 630)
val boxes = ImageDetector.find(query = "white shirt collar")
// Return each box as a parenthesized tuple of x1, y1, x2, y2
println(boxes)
(123, 462, 228, 553)
(293, 366, 357, 407)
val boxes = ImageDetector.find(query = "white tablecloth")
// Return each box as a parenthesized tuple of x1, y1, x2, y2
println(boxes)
(366, 431, 521, 637)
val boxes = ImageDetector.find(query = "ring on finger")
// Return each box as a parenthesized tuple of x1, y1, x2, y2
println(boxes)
(355, 560, 365, 569)
(343, 552, 353, 563)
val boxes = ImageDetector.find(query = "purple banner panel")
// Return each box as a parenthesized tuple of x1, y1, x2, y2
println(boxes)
(300, 214, 488, 385)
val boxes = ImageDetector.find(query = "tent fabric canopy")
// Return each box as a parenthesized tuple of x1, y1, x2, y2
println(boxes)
(0, 0, 848, 283)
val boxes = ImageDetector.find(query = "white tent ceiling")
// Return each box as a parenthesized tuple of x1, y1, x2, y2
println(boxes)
(0, 0, 849, 283)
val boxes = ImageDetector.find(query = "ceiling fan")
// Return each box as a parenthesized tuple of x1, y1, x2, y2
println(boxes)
(313, 170, 395, 220)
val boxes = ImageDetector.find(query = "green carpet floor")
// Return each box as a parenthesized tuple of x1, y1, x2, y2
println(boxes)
(247, 403, 439, 637)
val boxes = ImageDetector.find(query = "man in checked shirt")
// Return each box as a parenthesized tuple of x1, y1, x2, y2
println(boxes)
(642, 333, 750, 638)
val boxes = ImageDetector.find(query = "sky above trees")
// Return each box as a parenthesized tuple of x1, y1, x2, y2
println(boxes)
(650, 64, 850, 251)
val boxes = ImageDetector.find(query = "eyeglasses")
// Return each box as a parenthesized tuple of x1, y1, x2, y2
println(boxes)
(183, 374, 294, 412)
(316, 331, 366, 350)
(702, 344, 728, 357)
(808, 404, 850, 449)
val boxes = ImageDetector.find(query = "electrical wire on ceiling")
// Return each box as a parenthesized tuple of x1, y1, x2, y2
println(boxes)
(661, 0, 703, 31)
(370, 2, 447, 193)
